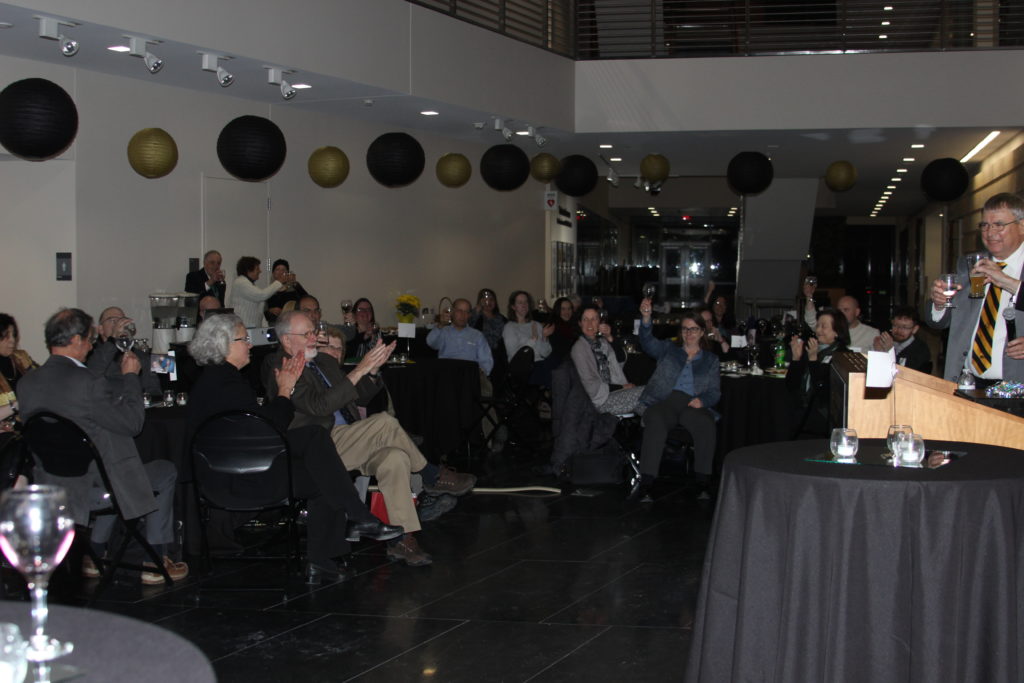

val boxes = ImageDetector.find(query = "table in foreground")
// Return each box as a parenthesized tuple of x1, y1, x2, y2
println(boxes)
(685, 439, 1024, 683)
(0, 600, 214, 682)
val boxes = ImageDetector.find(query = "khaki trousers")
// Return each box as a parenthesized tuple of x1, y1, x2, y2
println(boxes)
(330, 413, 427, 533)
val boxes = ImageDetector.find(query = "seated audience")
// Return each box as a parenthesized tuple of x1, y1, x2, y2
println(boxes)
(298, 295, 323, 328)
(548, 297, 578, 361)
(786, 308, 850, 437)
(187, 313, 402, 584)
(88, 306, 161, 394)
(427, 299, 494, 376)
(265, 311, 476, 567)
(264, 259, 309, 324)
(695, 304, 730, 356)
(18, 308, 187, 584)
(503, 291, 555, 385)
(228, 256, 285, 328)
(872, 306, 932, 373)
(0, 313, 38, 487)
(469, 288, 506, 354)
(185, 249, 226, 306)
(836, 295, 879, 352)
(343, 297, 377, 359)
(634, 305, 720, 501)
(571, 304, 643, 414)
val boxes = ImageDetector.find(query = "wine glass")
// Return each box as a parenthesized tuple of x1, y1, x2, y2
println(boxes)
(886, 425, 913, 463)
(340, 300, 353, 326)
(829, 428, 858, 463)
(0, 486, 76, 664)
(114, 321, 136, 354)
(939, 273, 958, 309)
(642, 284, 656, 302)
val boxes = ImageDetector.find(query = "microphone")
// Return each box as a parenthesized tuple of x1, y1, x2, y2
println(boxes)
(1004, 307, 1017, 341)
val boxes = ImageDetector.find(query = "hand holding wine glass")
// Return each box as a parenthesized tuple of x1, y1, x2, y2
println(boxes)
(939, 273, 958, 309)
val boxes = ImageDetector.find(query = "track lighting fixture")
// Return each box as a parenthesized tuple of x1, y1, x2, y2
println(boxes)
(37, 16, 78, 57)
(266, 67, 296, 100)
(200, 52, 234, 87)
(127, 36, 163, 74)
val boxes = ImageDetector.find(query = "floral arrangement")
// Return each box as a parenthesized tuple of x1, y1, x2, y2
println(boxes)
(396, 294, 421, 320)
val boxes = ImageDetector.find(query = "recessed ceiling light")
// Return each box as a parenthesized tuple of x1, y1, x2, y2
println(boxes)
(292, 83, 312, 90)
(902, 157, 915, 162)
(599, 144, 613, 149)
(883, 5, 893, 10)
(609, 157, 622, 162)
(961, 131, 1001, 163)
(911, 144, 925, 148)
(515, 130, 530, 136)
(881, 21, 890, 26)
(887, 185, 896, 189)
(896, 168, 908, 173)
(107, 45, 130, 52)
(891, 177, 902, 182)
(420, 110, 439, 116)
(878, 34, 888, 39)
(883, 191, 892, 195)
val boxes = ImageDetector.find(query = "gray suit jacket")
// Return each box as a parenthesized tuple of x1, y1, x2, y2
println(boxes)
(17, 355, 158, 525)
(926, 256, 1024, 382)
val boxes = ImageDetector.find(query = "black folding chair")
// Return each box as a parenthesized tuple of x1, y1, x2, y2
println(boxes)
(21, 412, 173, 600)
(189, 410, 303, 585)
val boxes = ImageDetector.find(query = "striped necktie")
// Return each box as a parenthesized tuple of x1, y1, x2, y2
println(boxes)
(970, 261, 1007, 374)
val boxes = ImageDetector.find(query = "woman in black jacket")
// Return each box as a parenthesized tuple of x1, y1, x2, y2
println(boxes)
(786, 308, 850, 438)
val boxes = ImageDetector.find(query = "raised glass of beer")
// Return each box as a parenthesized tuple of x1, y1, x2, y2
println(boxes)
(965, 252, 988, 298)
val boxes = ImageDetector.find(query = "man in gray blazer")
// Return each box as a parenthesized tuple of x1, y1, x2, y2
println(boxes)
(927, 192, 1024, 385)
(17, 308, 187, 583)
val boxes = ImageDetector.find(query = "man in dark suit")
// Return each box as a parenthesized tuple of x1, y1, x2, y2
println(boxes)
(88, 306, 162, 394)
(873, 306, 932, 374)
(927, 193, 1024, 385)
(184, 250, 226, 306)
(17, 308, 187, 583)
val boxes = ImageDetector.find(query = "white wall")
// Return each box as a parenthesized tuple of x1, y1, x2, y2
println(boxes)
(2, 54, 549, 356)
(576, 51, 1024, 132)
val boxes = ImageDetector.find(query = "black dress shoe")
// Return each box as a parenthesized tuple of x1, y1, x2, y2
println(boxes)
(304, 560, 356, 585)
(345, 519, 404, 543)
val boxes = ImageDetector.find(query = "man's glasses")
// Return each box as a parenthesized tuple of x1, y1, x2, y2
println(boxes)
(978, 219, 1021, 234)
(285, 331, 317, 339)
(232, 335, 252, 343)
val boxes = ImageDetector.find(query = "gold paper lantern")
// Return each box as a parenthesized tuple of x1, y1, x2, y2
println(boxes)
(307, 146, 350, 188)
(530, 153, 561, 183)
(824, 160, 857, 192)
(435, 153, 471, 188)
(640, 154, 670, 183)
(126, 128, 178, 179)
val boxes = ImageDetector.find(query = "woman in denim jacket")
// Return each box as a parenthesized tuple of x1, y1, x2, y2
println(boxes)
(633, 303, 721, 501)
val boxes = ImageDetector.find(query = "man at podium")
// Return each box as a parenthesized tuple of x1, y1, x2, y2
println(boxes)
(928, 192, 1024, 387)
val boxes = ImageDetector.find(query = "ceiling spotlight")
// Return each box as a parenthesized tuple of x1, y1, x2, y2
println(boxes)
(649, 181, 663, 196)
(37, 16, 79, 57)
(501, 126, 513, 142)
(265, 67, 297, 100)
(606, 167, 619, 188)
(634, 177, 643, 189)
(535, 134, 547, 147)
(200, 52, 234, 87)
(127, 36, 163, 74)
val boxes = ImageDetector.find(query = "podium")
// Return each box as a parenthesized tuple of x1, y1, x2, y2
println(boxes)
(830, 352, 1024, 448)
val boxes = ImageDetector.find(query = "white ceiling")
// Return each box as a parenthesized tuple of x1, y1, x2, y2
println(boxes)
(0, 2, 1013, 221)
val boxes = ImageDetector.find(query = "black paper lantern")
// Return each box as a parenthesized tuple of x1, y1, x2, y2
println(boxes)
(366, 132, 424, 187)
(727, 151, 774, 195)
(216, 115, 286, 182)
(556, 155, 598, 197)
(0, 78, 78, 160)
(480, 144, 529, 191)
(921, 158, 969, 202)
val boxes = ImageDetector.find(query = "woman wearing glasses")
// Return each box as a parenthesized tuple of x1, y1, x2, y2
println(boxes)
(632, 302, 721, 502)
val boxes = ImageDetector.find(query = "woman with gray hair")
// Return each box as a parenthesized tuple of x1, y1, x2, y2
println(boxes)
(186, 314, 402, 584)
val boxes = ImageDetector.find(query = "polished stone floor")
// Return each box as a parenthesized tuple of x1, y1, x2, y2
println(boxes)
(24, 447, 714, 682)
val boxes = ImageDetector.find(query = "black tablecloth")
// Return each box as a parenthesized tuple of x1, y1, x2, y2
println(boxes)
(685, 439, 1024, 683)
(381, 358, 481, 460)
(716, 374, 791, 456)
(0, 601, 214, 681)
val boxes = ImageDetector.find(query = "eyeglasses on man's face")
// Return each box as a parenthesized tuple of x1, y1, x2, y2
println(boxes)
(232, 335, 252, 344)
(285, 330, 316, 339)
(978, 219, 1021, 234)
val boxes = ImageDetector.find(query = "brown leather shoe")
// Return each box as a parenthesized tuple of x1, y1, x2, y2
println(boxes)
(386, 534, 432, 567)
(81, 555, 101, 579)
(141, 556, 189, 585)
(423, 466, 476, 497)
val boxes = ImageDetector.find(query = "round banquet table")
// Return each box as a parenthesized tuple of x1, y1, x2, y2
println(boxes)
(685, 439, 1024, 683)
(0, 600, 214, 681)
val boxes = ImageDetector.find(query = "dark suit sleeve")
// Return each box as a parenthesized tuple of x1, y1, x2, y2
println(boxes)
(354, 374, 384, 406)
(185, 269, 204, 296)
(91, 372, 146, 437)
(86, 339, 118, 376)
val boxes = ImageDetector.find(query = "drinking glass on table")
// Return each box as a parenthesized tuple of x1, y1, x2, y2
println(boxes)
(0, 486, 76, 665)
(829, 428, 858, 463)
(886, 425, 913, 463)
(939, 273, 958, 309)
(965, 252, 988, 299)
(896, 433, 926, 467)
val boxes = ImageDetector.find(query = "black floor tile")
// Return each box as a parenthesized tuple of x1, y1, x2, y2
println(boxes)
(349, 620, 607, 682)
(153, 606, 326, 660)
(528, 625, 692, 682)
(211, 614, 463, 682)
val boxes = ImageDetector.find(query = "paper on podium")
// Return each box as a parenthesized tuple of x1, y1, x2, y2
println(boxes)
(865, 349, 898, 388)
(731, 335, 747, 349)
(397, 322, 416, 339)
